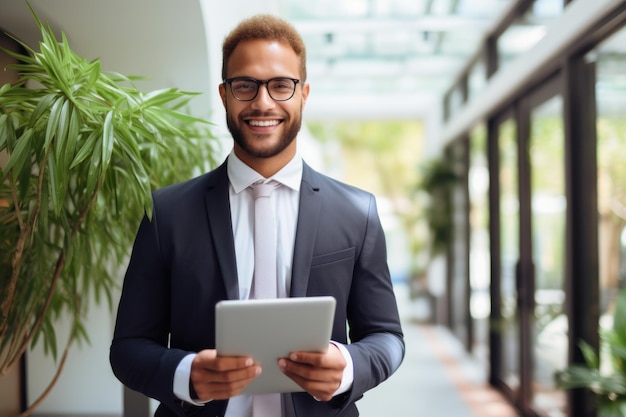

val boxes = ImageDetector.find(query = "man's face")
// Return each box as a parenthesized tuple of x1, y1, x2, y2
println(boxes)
(219, 39, 309, 168)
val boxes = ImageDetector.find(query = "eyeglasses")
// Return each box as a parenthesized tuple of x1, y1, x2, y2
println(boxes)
(223, 77, 300, 102)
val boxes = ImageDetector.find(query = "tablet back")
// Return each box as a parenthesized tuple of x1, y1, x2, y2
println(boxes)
(215, 296, 336, 394)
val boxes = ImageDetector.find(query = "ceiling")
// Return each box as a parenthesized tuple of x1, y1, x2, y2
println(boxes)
(0, 0, 517, 122)
(287, 0, 514, 119)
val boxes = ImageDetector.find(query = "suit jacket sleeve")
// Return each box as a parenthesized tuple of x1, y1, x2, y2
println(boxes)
(340, 192, 405, 407)
(109, 201, 191, 411)
(292, 168, 405, 416)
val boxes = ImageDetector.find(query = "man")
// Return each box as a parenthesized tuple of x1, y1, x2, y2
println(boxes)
(110, 14, 404, 417)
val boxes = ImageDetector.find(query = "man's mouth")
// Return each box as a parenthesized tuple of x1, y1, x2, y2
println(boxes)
(247, 119, 281, 127)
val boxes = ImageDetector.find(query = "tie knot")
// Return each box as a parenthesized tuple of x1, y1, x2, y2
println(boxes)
(252, 181, 279, 199)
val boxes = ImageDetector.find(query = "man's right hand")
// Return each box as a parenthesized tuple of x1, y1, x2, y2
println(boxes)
(190, 349, 261, 401)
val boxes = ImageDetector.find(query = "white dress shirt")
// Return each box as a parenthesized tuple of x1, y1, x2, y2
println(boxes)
(173, 151, 353, 415)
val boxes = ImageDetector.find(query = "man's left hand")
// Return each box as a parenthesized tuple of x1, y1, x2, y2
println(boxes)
(278, 344, 346, 401)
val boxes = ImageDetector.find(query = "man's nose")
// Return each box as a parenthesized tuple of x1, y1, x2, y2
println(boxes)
(251, 84, 275, 109)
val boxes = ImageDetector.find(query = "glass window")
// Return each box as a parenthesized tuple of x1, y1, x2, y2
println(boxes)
(469, 124, 490, 363)
(530, 95, 566, 417)
(468, 60, 487, 104)
(499, 118, 520, 391)
(593, 25, 626, 344)
(447, 85, 466, 120)
(496, 0, 563, 70)
(450, 141, 469, 343)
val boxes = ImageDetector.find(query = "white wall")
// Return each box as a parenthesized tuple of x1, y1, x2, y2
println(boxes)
(27, 290, 122, 415)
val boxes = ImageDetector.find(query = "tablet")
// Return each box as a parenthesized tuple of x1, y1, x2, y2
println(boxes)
(215, 296, 336, 394)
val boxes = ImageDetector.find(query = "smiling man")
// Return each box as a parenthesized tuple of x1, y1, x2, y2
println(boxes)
(221, 38, 307, 175)
(110, 14, 404, 417)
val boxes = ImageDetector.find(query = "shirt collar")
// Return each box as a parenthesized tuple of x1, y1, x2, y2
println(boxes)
(227, 151, 303, 194)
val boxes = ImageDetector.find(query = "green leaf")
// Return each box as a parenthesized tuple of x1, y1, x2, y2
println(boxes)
(85, 59, 101, 92)
(70, 130, 98, 169)
(0, 113, 10, 153)
(101, 111, 114, 171)
(0, 82, 10, 95)
(47, 153, 61, 216)
(580, 340, 601, 369)
(45, 97, 64, 152)
(65, 104, 81, 162)
(29, 93, 57, 129)
(3, 127, 33, 180)
(614, 288, 626, 344)
(41, 318, 58, 361)
(599, 400, 626, 417)
(54, 100, 71, 199)
(86, 129, 103, 196)
(0, 113, 16, 155)
(555, 365, 600, 390)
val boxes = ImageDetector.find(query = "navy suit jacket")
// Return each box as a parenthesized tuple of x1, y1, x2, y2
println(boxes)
(110, 160, 404, 417)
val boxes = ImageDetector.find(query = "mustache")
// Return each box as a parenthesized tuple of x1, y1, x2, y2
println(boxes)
(240, 111, 284, 119)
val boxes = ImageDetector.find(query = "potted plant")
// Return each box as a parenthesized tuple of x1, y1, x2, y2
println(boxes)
(555, 288, 626, 417)
(404, 156, 459, 322)
(417, 156, 460, 257)
(0, 8, 219, 416)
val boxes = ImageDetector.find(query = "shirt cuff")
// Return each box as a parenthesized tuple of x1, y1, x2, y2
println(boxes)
(173, 353, 211, 406)
(330, 341, 353, 396)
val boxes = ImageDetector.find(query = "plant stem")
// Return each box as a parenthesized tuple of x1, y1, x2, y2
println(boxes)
(0, 154, 48, 351)
(0, 175, 30, 339)
(18, 334, 74, 417)
(1, 157, 101, 378)
(3, 180, 100, 372)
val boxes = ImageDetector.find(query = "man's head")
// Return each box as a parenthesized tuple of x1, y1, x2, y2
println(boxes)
(219, 15, 310, 177)
(221, 14, 307, 82)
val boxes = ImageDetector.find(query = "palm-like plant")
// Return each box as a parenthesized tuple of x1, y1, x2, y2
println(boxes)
(418, 157, 459, 256)
(0, 7, 219, 415)
(555, 288, 626, 417)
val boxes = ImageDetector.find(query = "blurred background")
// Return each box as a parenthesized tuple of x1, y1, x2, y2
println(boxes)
(1, 0, 625, 416)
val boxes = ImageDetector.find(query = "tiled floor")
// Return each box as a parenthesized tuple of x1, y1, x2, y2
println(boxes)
(358, 286, 520, 417)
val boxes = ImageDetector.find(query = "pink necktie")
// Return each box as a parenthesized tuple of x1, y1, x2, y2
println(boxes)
(251, 181, 282, 416)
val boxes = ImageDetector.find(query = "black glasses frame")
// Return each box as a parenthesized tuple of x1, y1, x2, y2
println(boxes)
(223, 77, 300, 102)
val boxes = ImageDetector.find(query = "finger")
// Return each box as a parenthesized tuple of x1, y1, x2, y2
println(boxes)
(289, 348, 346, 370)
(288, 351, 326, 366)
(279, 358, 341, 383)
(194, 349, 255, 372)
(280, 370, 339, 402)
(193, 363, 260, 384)
(193, 365, 262, 400)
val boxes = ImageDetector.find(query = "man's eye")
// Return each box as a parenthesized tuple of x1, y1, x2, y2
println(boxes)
(271, 80, 293, 90)
(234, 82, 254, 91)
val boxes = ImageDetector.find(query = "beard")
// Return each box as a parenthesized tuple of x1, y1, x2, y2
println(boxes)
(226, 109, 302, 159)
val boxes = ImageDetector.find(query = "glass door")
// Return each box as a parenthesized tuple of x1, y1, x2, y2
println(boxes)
(493, 79, 566, 415)
(528, 95, 567, 416)
(594, 24, 626, 355)
(469, 125, 490, 364)
(498, 117, 521, 395)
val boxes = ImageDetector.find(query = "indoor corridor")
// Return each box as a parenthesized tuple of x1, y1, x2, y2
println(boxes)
(358, 285, 520, 417)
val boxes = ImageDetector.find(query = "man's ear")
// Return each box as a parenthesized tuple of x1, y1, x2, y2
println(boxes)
(301, 82, 310, 108)
(219, 83, 227, 108)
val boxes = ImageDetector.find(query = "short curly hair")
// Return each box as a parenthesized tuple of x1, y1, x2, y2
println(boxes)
(221, 14, 307, 82)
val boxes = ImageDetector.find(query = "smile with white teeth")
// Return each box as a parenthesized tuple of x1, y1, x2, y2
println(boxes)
(248, 120, 280, 127)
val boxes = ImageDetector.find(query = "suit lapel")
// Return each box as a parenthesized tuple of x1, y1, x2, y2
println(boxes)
(204, 162, 239, 300)
(290, 163, 322, 297)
